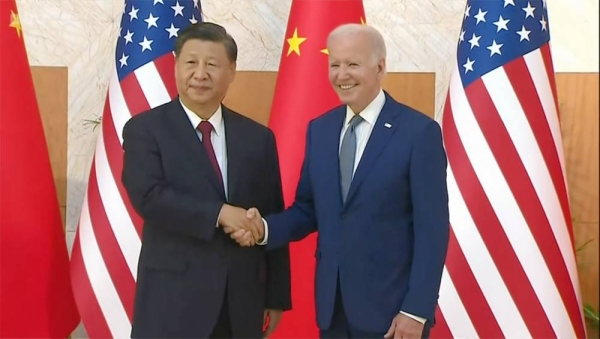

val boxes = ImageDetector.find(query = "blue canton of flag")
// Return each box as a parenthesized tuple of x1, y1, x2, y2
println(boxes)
(69, 1, 204, 338)
(437, 0, 587, 338)
(116, 0, 202, 81)
(458, 0, 550, 86)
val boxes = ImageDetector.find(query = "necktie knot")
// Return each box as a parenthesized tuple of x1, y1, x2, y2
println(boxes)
(198, 120, 213, 136)
(347, 114, 363, 131)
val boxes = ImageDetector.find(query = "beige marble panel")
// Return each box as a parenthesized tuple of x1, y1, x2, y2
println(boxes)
(66, 23, 121, 236)
(547, 0, 599, 73)
(14, 0, 598, 246)
(13, 0, 599, 337)
(202, 0, 291, 71)
(17, 0, 118, 66)
(365, 0, 465, 120)
(17, 0, 123, 239)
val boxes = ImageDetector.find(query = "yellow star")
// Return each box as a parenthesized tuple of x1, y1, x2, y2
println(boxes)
(320, 48, 329, 55)
(9, 10, 22, 38)
(286, 28, 306, 56)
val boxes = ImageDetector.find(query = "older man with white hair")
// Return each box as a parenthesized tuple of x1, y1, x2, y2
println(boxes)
(229, 23, 449, 339)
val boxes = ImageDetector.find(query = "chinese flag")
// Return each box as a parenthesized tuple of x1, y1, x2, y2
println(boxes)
(268, 1, 365, 337)
(0, 0, 80, 337)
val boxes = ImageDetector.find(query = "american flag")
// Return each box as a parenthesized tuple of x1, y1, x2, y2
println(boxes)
(70, 1, 202, 337)
(434, 1, 586, 338)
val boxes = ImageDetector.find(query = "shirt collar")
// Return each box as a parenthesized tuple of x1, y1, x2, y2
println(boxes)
(344, 89, 386, 127)
(180, 99, 224, 136)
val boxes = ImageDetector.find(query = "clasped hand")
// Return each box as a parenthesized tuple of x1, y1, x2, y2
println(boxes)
(218, 204, 264, 246)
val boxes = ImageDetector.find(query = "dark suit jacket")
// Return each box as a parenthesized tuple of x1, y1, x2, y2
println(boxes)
(266, 92, 449, 334)
(122, 99, 291, 338)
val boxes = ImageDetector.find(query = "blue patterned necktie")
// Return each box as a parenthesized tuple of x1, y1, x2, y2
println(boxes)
(339, 115, 364, 203)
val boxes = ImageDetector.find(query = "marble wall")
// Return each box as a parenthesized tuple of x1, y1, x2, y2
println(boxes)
(15, 0, 599, 253)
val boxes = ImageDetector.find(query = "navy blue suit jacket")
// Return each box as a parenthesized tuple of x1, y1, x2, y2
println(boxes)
(265, 92, 449, 334)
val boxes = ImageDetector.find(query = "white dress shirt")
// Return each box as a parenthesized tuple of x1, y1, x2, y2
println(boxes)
(180, 100, 229, 230)
(180, 100, 228, 200)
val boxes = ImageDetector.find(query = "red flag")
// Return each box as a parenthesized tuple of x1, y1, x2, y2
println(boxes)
(432, 1, 585, 338)
(268, 1, 365, 337)
(0, 0, 80, 337)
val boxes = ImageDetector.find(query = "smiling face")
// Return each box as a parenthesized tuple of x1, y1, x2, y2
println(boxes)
(327, 30, 385, 113)
(175, 38, 236, 114)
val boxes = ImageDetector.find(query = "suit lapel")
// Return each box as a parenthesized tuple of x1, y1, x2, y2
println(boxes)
(165, 99, 226, 197)
(323, 108, 346, 207)
(343, 96, 399, 208)
(222, 107, 243, 202)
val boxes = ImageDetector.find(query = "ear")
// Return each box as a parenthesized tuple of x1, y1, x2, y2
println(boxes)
(174, 55, 179, 71)
(229, 61, 237, 83)
(377, 59, 386, 80)
(173, 61, 177, 73)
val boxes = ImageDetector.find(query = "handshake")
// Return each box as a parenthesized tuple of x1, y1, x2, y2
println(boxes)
(218, 204, 265, 246)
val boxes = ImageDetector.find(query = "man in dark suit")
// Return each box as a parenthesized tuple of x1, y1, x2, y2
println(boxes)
(121, 22, 291, 338)
(228, 24, 449, 338)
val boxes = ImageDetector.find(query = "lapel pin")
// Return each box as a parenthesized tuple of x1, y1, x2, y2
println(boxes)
(384, 123, 392, 128)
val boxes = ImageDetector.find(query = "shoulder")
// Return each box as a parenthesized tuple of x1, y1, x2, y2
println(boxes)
(307, 105, 346, 131)
(388, 94, 435, 124)
(124, 100, 175, 131)
(223, 106, 275, 140)
(385, 94, 440, 136)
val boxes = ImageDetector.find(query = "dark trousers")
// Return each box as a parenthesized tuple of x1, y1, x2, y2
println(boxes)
(320, 280, 384, 339)
(210, 289, 232, 338)
(320, 280, 431, 339)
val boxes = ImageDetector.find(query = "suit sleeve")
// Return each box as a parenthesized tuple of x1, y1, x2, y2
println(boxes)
(121, 118, 221, 241)
(265, 123, 318, 250)
(401, 120, 450, 322)
(264, 131, 292, 311)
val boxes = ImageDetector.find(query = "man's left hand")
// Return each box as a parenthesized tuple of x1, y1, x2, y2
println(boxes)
(384, 313, 424, 339)
(263, 309, 282, 338)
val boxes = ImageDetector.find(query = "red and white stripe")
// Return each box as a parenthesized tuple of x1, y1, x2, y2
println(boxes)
(70, 53, 177, 338)
(434, 45, 586, 338)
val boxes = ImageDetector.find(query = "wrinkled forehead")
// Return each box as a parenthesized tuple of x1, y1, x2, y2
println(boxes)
(327, 35, 372, 62)
(328, 30, 369, 47)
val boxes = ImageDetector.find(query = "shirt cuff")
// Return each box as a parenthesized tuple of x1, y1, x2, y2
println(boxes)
(256, 218, 268, 245)
(400, 311, 426, 324)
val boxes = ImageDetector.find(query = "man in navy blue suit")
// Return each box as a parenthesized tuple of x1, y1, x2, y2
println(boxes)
(227, 23, 449, 339)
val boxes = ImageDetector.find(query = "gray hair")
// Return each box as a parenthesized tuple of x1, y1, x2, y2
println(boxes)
(327, 23, 387, 65)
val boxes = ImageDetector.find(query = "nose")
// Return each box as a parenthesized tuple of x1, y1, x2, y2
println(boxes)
(337, 65, 350, 80)
(192, 64, 208, 80)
